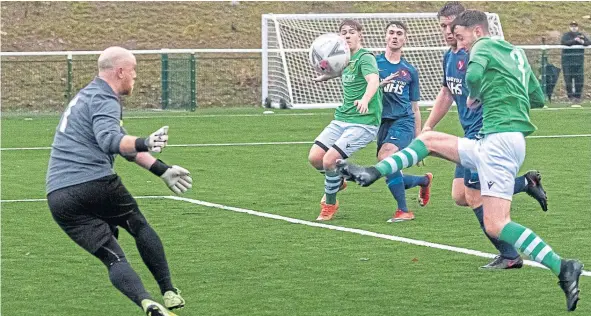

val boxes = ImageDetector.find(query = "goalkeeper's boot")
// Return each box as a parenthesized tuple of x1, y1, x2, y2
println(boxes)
(387, 209, 415, 223)
(142, 299, 177, 316)
(321, 178, 347, 204)
(523, 170, 548, 212)
(479, 255, 523, 270)
(558, 259, 583, 312)
(418, 173, 433, 207)
(163, 288, 185, 310)
(317, 201, 339, 221)
(336, 160, 382, 187)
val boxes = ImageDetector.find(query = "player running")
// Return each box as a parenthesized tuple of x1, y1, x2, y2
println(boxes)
(338, 10, 582, 311)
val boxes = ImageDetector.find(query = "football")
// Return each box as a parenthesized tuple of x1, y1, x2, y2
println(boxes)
(309, 33, 350, 77)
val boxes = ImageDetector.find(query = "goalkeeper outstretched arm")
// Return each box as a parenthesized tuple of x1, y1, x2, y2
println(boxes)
(129, 152, 193, 195)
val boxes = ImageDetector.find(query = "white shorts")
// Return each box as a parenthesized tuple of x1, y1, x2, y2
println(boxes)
(314, 120, 378, 158)
(458, 132, 526, 200)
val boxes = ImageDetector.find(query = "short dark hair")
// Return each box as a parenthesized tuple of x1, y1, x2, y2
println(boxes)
(339, 19, 363, 32)
(385, 21, 408, 35)
(450, 9, 489, 33)
(437, 1, 465, 19)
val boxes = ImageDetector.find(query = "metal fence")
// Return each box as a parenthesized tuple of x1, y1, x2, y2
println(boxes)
(1, 46, 590, 112)
(1, 50, 261, 112)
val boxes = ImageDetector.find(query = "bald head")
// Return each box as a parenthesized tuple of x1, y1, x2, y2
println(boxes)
(97, 46, 137, 96)
(98, 46, 135, 72)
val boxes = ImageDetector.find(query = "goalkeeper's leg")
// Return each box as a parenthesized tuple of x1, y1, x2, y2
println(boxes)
(117, 211, 184, 310)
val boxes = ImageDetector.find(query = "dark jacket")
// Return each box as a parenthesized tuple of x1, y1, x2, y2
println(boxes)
(561, 31, 591, 63)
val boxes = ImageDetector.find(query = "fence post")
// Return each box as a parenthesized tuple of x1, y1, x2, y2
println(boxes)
(161, 53, 169, 109)
(540, 37, 548, 101)
(66, 53, 73, 102)
(190, 53, 197, 111)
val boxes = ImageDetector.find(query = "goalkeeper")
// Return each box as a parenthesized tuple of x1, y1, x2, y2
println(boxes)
(338, 10, 582, 311)
(309, 19, 381, 221)
(46, 47, 189, 316)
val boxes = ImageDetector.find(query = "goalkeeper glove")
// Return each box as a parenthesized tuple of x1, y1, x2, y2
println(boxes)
(149, 159, 193, 195)
(135, 126, 169, 153)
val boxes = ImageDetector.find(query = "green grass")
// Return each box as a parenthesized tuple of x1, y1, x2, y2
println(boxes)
(2, 108, 591, 315)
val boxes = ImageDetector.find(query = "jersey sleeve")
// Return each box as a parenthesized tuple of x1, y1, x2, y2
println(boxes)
(441, 51, 449, 87)
(91, 95, 125, 155)
(359, 53, 379, 77)
(410, 67, 420, 102)
(468, 39, 490, 70)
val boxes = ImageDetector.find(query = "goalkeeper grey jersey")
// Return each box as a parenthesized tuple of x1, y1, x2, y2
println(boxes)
(46, 77, 126, 194)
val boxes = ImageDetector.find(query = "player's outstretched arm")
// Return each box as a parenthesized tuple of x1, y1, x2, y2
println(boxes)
(133, 152, 193, 195)
(92, 98, 168, 156)
(118, 126, 169, 156)
(422, 87, 453, 132)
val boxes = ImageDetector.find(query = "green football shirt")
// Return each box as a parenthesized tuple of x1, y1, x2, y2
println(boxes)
(334, 48, 382, 127)
(467, 37, 539, 136)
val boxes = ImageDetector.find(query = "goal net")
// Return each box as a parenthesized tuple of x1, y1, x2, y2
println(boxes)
(262, 13, 504, 109)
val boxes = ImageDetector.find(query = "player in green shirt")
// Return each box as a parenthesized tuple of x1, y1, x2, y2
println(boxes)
(309, 19, 382, 221)
(336, 10, 582, 311)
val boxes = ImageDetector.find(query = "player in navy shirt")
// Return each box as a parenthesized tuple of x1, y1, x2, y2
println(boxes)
(421, 2, 548, 269)
(376, 21, 432, 223)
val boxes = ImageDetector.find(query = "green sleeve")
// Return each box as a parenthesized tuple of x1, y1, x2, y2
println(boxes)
(528, 72, 546, 108)
(359, 53, 378, 77)
(465, 62, 485, 99)
(468, 40, 490, 70)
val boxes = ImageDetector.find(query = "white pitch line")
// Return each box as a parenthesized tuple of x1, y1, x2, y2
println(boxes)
(0, 195, 168, 203)
(167, 195, 591, 277)
(2, 134, 590, 151)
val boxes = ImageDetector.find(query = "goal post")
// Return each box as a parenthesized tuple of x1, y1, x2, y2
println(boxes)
(261, 13, 504, 109)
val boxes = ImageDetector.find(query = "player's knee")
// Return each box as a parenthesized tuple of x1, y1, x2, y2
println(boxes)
(322, 152, 341, 171)
(377, 146, 397, 161)
(451, 188, 468, 206)
(121, 212, 150, 237)
(94, 240, 127, 268)
(465, 192, 483, 209)
(308, 151, 324, 170)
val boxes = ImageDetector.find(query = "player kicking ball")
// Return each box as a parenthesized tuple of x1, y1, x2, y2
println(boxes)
(337, 10, 582, 311)
(376, 21, 433, 222)
(309, 19, 382, 221)
(421, 1, 548, 270)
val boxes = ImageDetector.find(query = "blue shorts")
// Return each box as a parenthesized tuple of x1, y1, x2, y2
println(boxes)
(454, 164, 480, 190)
(376, 116, 415, 153)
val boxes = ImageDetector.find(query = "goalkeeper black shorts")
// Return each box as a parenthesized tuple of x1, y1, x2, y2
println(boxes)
(47, 174, 139, 254)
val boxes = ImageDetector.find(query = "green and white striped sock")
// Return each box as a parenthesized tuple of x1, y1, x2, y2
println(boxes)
(499, 221, 562, 275)
(375, 139, 429, 176)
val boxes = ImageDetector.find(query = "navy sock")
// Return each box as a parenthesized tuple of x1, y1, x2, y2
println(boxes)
(473, 205, 519, 259)
(403, 174, 429, 189)
(386, 171, 408, 212)
(513, 175, 528, 194)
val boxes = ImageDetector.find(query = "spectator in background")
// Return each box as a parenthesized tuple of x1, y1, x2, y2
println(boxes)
(561, 21, 590, 102)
